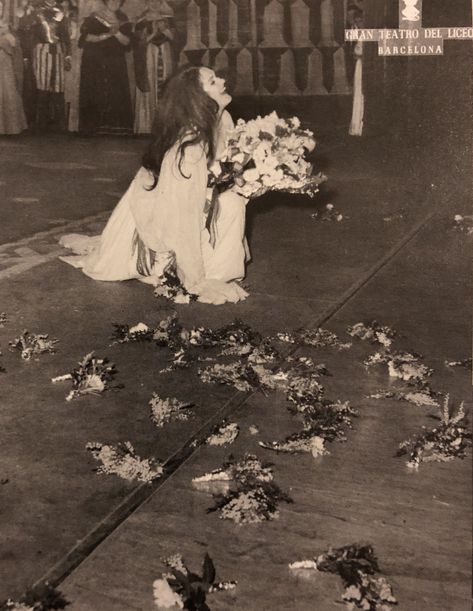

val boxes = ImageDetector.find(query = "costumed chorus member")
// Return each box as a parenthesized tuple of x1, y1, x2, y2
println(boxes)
(78, 0, 133, 136)
(59, 65, 250, 306)
(16, 0, 37, 126)
(61, 0, 80, 131)
(0, 14, 27, 134)
(133, 0, 175, 134)
(32, 0, 71, 131)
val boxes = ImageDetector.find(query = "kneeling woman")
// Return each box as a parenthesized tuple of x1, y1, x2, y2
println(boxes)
(60, 65, 249, 305)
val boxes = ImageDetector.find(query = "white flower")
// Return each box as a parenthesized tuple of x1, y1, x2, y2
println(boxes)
(231, 151, 246, 164)
(343, 584, 363, 602)
(388, 360, 432, 381)
(403, 391, 439, 407)
(375, 331, 392, 347)
(454, 214, 464, 222)
(242, 168, 260, 182)
(87, 442, 163, 483)
(84, 374, 106, 393)
(173, 293, 191, 304)
(208, 160, 221, 176)
(261, 169, 284, 187)
(52, 373, 72, 383)
(129, 322, 149, 334)
(252, 141, 272, 163)
(289, 560, 317, 570)
(152, 578, 184, 609)
(310, 436, 327, 457)
(192, 469, 233, 483)
(3, 602, 35, 611)
(206, 422, 239, 446)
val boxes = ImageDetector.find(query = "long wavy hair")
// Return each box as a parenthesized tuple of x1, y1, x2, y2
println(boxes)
(142, 65, 219, 188)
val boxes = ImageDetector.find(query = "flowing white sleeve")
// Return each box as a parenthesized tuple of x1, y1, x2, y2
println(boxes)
(130, 143, 208, 292)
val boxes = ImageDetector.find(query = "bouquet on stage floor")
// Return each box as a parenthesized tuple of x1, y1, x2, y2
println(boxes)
(209, 112, 326, 199)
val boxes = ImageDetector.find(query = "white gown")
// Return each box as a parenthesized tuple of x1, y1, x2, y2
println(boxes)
(60, 111, 250, 297)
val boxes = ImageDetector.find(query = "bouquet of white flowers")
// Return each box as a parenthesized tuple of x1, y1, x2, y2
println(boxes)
(209, 111, 326, 199)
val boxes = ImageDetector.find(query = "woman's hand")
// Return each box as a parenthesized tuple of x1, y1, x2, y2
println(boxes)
(195, 279, 248, 305)
(114, 29, 130, 45)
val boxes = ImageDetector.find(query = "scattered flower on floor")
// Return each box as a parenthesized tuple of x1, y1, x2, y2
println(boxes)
(260, 432, 329, 457)
(261, 400, 356, 457)
(194, 454, 273, 486)
(445, 358, 472, 371)
(154, 552, 236, 610)
(198, 361, 268, 393)
(368, 386, 440, 408)
(290, 543, 397, 610)
(159, 348, 195, 373)
(154, 270, 198, 304)
(311, 203, 346, 222)
(365, 351, 433, 383)
(452, 214, 473, 235)
(111, 322, 155, 344)
(211, 484, 291, 524)
(9, 331, 59, 360)
(347, 321, 397, 348)
(149, 394, 196, 428)
(276, 328, 351, 350)
(200, 454, 292, 524)
(52, 352, 121, 401)
(153, 313, 188, 350)
(0, 583, 69, 611)
(86, 441, 163, 483)
(397, 395, 472, 469)
(286, 375, 325, 411)
(288, 559, 318, 570)
(206, 421, 240, 446)
(153, 578, 184, 609)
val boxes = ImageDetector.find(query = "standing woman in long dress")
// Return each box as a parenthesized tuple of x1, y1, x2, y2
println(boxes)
(60, 65, 249, 305)
(0, 16, 27, 134)
(61, 0, 80, 132)
(133, 0, 175, 134)
(16, 0, 37, 127)
(78, 0, 133, 135)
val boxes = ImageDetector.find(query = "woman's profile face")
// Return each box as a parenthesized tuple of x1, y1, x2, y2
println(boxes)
(199, 67, 232, 109)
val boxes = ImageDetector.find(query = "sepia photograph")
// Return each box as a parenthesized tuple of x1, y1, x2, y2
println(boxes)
(0, 0, 471, 609)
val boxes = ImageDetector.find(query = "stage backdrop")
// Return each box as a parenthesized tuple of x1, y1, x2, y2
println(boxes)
(7, 0, 353, 96)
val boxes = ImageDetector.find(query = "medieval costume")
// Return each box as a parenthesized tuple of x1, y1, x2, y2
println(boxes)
(78, 1, 133, 136)
(16, 0, 37, 126)
(32, 0, 71, 131)
(0, 19, 27, 134)
(63, 4, 80, 131)
(133, 0, 175, 134)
